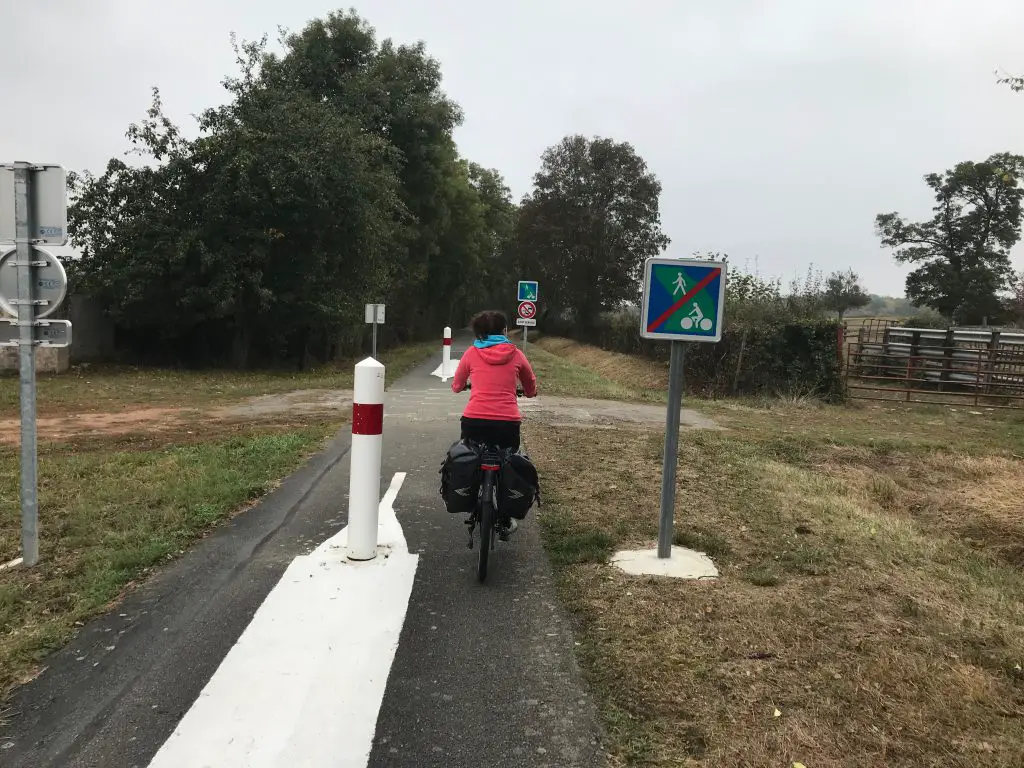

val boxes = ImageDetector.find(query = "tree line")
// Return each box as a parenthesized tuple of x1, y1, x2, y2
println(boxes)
(69, 9, 1024, 373)
(67, 10, 673, 368)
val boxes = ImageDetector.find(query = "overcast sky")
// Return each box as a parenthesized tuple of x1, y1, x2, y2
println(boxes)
(5, 0, 1024, 294)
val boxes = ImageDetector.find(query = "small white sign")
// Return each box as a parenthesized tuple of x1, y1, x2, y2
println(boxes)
(365, 303, 385, 324)
(0, 164, 69, 246)
(516, 317, 537, 327)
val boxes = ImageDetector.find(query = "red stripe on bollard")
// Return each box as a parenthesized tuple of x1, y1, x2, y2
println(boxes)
(352, 403, 384, 435)
(443, 338, 452, 346)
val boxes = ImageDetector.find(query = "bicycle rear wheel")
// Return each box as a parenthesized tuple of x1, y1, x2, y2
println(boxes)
(477, 498, 494, 582)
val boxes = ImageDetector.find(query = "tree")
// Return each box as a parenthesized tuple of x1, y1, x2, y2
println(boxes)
(67, 11, 513, 366)
(822, 269, 871, 320)
(875, 153, 1024, 324)
(514, 135, 670, 325)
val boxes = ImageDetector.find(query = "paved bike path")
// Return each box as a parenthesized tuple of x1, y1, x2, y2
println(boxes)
(0, 335, 603, 767)
(368, 339, 604, 767)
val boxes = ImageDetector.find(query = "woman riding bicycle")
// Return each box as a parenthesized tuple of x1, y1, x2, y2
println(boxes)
(451, 310, 537, 451)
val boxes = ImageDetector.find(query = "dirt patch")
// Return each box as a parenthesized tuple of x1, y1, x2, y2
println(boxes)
(523, 394, 718, 430)
(0, 389, 353, 444)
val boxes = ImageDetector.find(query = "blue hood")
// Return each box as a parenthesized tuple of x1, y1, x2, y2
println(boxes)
(473, 334, 512, 349)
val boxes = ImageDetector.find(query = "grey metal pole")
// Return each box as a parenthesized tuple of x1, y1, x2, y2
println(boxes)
(657, 341, 686, 558)
(13, 163, 39, 566)
(522, 325, 528, 352)
(372, 316, 378, 360)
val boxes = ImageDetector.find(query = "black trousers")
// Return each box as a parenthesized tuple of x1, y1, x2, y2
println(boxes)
(460, 417, 521, 452)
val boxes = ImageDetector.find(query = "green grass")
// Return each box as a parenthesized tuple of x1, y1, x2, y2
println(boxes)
(527, 339, 666, 402)
(0, 341, 437, 416)
(0, 426, 330, 699)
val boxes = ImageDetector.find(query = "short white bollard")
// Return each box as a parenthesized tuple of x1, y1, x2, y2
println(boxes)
(441, 326, 453, 380)
(347, 357, 385, 561)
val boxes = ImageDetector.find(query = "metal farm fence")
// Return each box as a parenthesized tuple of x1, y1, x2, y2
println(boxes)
(846, 326, 1024, 409)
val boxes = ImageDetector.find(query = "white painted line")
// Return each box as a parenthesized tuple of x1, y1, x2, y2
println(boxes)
(148, 472, 417, 768)
(0, 556, 23, 571)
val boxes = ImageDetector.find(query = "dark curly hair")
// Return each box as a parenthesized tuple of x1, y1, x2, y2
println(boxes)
(470, 310, 508, 340)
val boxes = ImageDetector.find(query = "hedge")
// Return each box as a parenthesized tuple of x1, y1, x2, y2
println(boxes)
(543, 309, 845, 401)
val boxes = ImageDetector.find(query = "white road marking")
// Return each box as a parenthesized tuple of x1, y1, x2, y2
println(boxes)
(147, 472, 416, 768)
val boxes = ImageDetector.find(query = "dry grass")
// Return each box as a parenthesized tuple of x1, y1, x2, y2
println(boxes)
(522, 345, 1024, 767)
(534, 338, 670, 394)
(529, 424, 1024, 767)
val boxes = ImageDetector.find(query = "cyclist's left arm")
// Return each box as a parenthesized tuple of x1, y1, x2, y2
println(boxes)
(516, 350, 538, 398)
(452, 350, 472, 393)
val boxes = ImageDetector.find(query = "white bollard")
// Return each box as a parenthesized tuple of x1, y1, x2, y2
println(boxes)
(441, 326, 453, 380)
(347, 357, 386, 561)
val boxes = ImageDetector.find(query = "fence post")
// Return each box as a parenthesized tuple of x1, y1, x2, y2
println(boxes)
(986, 330, 1001, 394)
(347, 358, 385, 561)
(940, 328, 955, 388)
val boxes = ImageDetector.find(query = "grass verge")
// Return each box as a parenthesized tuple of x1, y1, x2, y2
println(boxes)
(528, 338, 666, 402)
(0, 422, 331, 700)
(528, 413, 1024, 767)
(523, 342, 1024, 765)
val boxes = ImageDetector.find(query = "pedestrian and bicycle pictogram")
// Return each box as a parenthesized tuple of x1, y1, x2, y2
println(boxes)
(517, 280, 539, 302)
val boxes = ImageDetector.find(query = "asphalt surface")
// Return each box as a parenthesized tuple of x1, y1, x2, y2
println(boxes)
(367, 342, 604, 767)
(1, 336, 604, 767)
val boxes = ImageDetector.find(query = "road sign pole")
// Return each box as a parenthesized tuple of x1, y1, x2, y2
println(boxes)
(372, 317, 378, 360)
(13, 163, 38, 567)
(657, 341, 687, 559)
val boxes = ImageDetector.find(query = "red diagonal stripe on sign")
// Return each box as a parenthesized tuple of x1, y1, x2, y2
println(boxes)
(646, 268, 721, 333)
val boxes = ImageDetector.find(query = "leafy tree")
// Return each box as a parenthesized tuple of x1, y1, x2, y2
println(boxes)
(823, 269, 871, 320)
(68, 11, 514, 366)
(514, 135, 670, 325)
(875, 153, 1024, 324)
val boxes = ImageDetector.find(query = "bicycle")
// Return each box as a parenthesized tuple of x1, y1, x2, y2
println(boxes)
(460, 381, 524, 583)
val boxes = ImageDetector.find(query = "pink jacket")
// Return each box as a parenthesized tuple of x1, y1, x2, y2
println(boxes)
(452, 343, 538, 421)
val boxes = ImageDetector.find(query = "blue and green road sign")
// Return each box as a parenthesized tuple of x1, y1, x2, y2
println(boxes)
(518, 280, 539, 302)
(640, 258, 726, 342)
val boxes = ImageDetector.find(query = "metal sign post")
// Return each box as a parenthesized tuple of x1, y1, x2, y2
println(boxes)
(13, 165, 38, 566)
(365, 303, 385, 359)
(1, 162, 71, 568)
(640, 257, 726, 559)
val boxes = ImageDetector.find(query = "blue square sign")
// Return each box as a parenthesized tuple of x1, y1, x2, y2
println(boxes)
(640, 258, 726, 342)
(518, 281, 539, 302)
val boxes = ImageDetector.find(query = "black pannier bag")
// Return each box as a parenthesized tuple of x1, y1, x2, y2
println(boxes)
(439, 440, 482, 514)
(497, 451, 541, 520)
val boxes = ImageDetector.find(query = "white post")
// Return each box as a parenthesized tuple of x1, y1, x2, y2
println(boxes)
(442, 326, 453, 380)
(347, 358, 385, 561)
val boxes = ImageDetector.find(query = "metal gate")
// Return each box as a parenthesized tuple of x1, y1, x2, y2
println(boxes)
(845, 324, 1024, 409)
